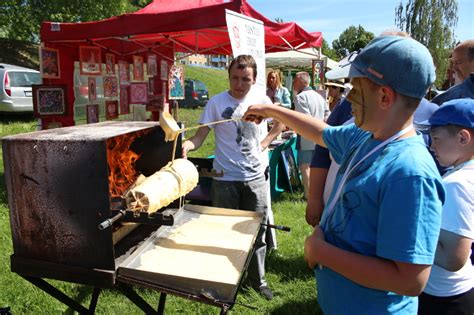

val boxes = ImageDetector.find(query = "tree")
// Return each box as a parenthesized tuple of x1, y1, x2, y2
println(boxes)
(321, 39, 339, 61)
(395, 0, 458, 87)
(0, 0, 151, 43)
(332, 25, 374, 59)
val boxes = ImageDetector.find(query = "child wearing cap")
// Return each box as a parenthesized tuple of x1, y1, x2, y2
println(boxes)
(244, 36, 444, 314)
(418, 98, 474, 315)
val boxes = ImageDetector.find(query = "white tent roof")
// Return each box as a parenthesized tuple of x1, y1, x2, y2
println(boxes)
(265, 47, 338, 70)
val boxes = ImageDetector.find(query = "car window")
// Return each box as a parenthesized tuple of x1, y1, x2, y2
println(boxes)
(9, 72, 41, 87)
(194, 81, 207, 91)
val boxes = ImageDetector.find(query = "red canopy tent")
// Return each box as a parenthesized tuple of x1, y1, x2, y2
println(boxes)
(39, 0, 322, 128)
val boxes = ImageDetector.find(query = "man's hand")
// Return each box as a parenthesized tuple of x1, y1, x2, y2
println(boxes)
(304, 225, 325, 269)
(181, 140, 195, 159)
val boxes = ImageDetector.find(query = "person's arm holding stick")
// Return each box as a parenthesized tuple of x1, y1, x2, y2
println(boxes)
(244, 104, 328, 148)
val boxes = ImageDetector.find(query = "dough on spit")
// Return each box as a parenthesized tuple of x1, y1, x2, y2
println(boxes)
(125, 158, 198, 212)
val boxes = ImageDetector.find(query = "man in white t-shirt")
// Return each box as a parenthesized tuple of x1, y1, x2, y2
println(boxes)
(293, 71, 328, 199)
(418, 99, 474, 315)
(182, 55, 284, 300)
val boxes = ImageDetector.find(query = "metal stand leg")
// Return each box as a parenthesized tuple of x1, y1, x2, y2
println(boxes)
(157, 293, 166, 314)
(21, 276, 99, 314)
(118, 283, 158, 315)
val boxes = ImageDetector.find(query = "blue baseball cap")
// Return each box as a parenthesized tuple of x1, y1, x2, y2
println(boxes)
(326, 36, 436, 99)
(420, 98, 474, 129)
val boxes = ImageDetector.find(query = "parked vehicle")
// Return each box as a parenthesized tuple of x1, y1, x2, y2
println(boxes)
(0, 63, 41, 113)
(178, 79, 209, 109)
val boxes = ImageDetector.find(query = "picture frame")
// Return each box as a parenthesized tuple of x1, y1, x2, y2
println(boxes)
(133, 55, 144, 81)
(39, 47, 61, 79)
(148, 77, 155, 94)
(168, 65, 185, 100)
(281, 147, 301, 193)
(103, 76, 118, 97)
(146, 94, 163, 112)
(132, 104, 147, 121)
(160, 60, 168, 81)
(129, 82, 148, 104)
(147, 54, 157, 76)
(32, 84, 67, 116)
(120, 85, 130, 114)
(79, 46, 102, 75)
(105, 53, 115, 75)
(88, 77, 97, 101)
(105, 100, 119, 120)
(118, 60, 130, 85)
(312, 59, 325, 89)
(46, 121, 63, 129)
(86, 104, 99, 124)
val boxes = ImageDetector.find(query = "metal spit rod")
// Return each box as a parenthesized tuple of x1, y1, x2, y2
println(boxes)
(98, 210, 126, 230)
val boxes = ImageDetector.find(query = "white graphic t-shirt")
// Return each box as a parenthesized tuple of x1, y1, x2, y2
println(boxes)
(199, 88, 271, 181)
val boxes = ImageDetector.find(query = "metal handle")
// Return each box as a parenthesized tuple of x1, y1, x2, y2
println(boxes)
(98, 210, 126, 230)
(262, 223, 291, 232)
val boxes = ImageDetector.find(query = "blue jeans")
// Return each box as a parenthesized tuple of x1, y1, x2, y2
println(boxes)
(211, 176, 268, 287)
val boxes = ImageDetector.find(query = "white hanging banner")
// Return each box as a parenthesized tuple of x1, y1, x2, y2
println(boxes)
(225, 9, 266, 92)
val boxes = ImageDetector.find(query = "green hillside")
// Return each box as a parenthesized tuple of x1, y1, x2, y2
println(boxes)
(184, 65, 228, 97)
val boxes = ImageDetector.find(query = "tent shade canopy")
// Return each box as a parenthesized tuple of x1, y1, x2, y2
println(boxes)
(40, 0, 322, 58)
(266, 47, 338, 70)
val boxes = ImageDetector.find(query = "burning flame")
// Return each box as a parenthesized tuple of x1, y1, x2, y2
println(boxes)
(107, 131, 147, 198)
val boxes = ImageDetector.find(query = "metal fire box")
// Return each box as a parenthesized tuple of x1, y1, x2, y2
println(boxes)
(2, 121, 262, 314)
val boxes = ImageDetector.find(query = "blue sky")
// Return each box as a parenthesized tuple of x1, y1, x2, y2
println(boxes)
(249, 0, 473, 46)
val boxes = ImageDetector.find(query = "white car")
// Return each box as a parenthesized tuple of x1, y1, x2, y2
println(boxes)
(0, 63, 41, 113)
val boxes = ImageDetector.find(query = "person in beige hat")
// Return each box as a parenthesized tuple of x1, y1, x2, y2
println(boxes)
(324, 79, 346, 111)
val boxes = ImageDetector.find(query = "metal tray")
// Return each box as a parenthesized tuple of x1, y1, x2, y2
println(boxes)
(117, 204, 263, 302)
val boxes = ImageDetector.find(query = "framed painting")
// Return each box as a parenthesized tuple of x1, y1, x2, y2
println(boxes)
(160, 60, 168, 81)
(103, 76, 118, 97)
(86, 104, 99, 124)
(40, 47, 60, 79)
(105, 53, 115, 75)
(281, 147, 301, 193)
(105, 100, 119, 120)
(312, 59, 325, 89)
(146, 94, 163, 112)
(132, 104, 147, 121)
(118, 60, 130, 85)
(88, 77, 97, 101)
(129, 82, 148, 104)
(79, 46, 101, 75)
(162, 81, 167, 95)
(46, 121, 62, 129)
(120, 85, 130, 114)
(147, 54, 157, 76)
(168, 65, 185, 100)
(133, 55, 144, 81)
(32, 84, 67, 116)
(148, 77, 155, 94)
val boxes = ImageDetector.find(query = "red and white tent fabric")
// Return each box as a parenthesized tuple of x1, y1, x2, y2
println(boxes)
(40, 0, 322, 57)
(38, 0, 322, 127)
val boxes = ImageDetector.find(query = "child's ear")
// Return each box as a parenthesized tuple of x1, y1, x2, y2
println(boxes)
(458, 129, 471, 146)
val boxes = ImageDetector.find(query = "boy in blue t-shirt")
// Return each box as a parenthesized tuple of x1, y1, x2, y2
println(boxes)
(244, 36, 445, 314)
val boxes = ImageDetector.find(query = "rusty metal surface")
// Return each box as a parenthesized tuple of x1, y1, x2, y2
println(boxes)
(3, 121, 181, 281)
(3, 137, 115, 269)
(2, 121, 160, 142)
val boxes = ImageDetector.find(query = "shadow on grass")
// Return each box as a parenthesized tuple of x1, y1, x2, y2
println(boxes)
(63, 285, 96, 315)
(266, 250, 314, 283)
(0, 113, 35, 124)
(271, 298, 322, 315)
(0, 172, 7, 205)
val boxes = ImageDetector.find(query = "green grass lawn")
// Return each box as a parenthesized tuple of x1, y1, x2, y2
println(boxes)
(0, 68, 322, 314)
